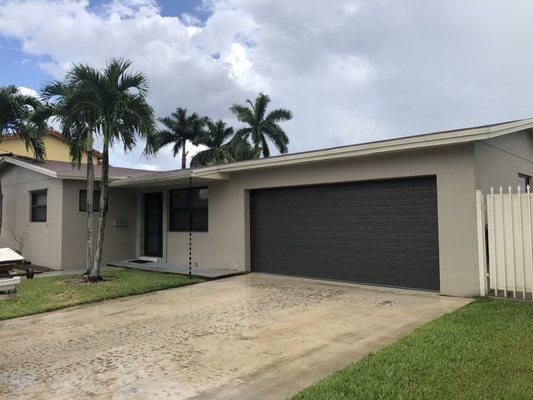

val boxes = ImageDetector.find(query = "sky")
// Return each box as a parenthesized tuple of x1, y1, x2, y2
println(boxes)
(1, 0, 533, 170)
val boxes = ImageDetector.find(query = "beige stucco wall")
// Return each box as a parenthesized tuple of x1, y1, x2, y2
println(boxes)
(0, 165, 63, 269)
(61, 180, 138, 270)
(474, 130, 533, 192)
(159, 144, 479, 297)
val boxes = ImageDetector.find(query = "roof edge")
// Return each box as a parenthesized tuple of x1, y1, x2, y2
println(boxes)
(192, 118, 533, 177)
(0, 156, 58, 178)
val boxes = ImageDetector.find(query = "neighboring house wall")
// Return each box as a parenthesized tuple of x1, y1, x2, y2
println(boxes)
(0, 134, 91, 163)
(0, 165, 63, 269)
(163, 144, 479, 297)
(474, 130, 533, 192)
(61, 180, 138, 270)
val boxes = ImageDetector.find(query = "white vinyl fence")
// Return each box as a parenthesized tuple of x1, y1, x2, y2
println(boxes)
(476, 187, 533, 300)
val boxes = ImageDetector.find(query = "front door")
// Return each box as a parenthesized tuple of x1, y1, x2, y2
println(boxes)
(144, 192, 163, 257)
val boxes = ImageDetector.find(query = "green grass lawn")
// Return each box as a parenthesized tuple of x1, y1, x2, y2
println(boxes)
(0, 269, 203, 320)
(294, 298, 533, 400)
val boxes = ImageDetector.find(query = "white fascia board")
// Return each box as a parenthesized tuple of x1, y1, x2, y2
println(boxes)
(109, 171, 193, 187)
(195, 119, 533, 175)
(190, 171, 231, 180)
(0, 157, 58, 178)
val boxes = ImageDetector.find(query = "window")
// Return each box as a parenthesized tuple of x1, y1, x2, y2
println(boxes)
(30, 190, 47, 222)
(518, 173, 531, 192)
(79, 190, 101, 212)
(169, 187, 208, 232)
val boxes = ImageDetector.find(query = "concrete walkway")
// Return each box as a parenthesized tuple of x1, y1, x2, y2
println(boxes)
(0, 274, 471, 400)
(108, 260, 243, 279)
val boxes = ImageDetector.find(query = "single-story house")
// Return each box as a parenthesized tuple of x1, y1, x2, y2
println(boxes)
(1, 119, 532, 297)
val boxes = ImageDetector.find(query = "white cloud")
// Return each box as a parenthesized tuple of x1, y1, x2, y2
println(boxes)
(17, 86, 39, 97)
(1, 0, 533, 169)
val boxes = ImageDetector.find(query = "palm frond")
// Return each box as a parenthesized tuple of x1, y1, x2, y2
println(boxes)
(0, 85, 47, 159)
(254, 92, 270, 122)
(265, 108, 292, 123)
(229, 104, 254, 124)
(260, 136, 270, 157)
(262, 122, 289, 154)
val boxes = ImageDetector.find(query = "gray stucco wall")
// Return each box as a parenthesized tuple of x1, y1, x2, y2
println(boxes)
(61, 180, 138, 270)
(0, 166, 63, 269)
(474, 130, 533, 192)
(161, 144, 479, 297)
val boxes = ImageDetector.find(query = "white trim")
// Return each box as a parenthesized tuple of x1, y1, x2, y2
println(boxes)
(193, 119, 533, 176)
(0, 156, 135, 182)
(0, 156, 58, 178)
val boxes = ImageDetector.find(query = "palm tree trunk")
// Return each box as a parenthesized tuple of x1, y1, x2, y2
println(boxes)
(84, 134, 94, 276)
(90, 142, 109, 282)
(181, 142, 187, 169)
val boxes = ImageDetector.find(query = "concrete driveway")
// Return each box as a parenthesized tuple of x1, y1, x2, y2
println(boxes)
(0, 274, 470, 400)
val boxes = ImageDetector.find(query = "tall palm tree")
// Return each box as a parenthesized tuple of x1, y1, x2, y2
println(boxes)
(230, 92, 292, 157)
(0, 85, 47, 231)
(42, 59, 156, 281)
(41, 70, 100, 276)
(191, 120, 234, 167)
(157, 108, 207, 169)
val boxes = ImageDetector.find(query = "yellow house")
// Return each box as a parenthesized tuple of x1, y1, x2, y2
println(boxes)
(0, 131, 102, 163)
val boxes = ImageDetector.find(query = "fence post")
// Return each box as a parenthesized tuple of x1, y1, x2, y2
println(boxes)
(476, 190, 488, 296)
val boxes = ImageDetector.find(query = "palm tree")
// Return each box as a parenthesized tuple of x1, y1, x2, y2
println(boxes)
(191, 120, 234, 167)
(41, 71, 100, 276)
(230, 92, 292, 157)
(225, 136, 261, 162)
(157, 108, 207, 169)
(42, 59, 156, 282)
(0, 85, 46, 158)
(0, 85, 47, 231)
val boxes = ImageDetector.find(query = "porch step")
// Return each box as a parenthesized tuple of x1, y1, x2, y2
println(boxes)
(108, 260, 244, 280)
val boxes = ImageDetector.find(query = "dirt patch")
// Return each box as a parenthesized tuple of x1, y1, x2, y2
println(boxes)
(58, 276, 118, 285)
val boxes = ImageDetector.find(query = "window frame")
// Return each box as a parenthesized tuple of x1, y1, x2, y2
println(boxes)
(30, 189, 48, 223)
(79, 189, 101, 212)
(518, 173, 531, 191)
(168, 186, 208, 232)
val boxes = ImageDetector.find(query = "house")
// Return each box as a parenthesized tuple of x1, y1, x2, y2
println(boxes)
(0, 156, 149, 269)
(0, 130, 102, 163)
(1, 119, 532, 297)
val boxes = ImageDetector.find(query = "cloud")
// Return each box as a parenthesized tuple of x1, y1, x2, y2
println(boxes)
(1, 0, 533, 170)
(17, 86, 39, 97)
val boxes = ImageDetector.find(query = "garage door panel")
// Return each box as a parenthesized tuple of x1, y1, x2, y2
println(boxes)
(250, 176, 440, 290)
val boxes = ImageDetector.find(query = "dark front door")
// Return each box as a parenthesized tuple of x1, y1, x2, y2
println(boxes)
(144, 192, 163, 257)
(250, 176, 440, 291)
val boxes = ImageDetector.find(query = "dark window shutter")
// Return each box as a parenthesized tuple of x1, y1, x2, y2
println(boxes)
(169, 187, 208, 232)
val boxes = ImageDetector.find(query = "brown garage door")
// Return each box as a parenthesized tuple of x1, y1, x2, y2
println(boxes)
(250, 176, 440, 290)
